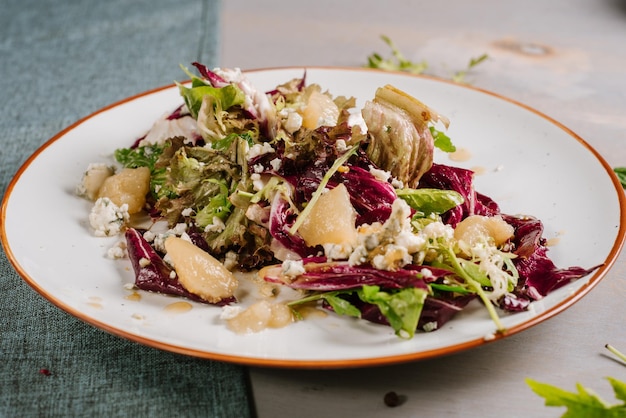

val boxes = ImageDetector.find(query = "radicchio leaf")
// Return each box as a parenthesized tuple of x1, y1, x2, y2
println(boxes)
(418, 163, 499, 226)
(502, 215, 602, 302)
(125, 228, 235, 305)
(264, 261, 435, 291)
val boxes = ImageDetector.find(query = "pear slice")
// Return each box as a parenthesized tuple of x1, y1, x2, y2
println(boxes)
(164, 236, 238, 303)
(297, 183, 358, 248)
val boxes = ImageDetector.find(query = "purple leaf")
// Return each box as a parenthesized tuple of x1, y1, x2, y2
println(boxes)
(125, 228, 235, 305)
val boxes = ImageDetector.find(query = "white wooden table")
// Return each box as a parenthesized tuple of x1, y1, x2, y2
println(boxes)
(220, 1, 626, 416)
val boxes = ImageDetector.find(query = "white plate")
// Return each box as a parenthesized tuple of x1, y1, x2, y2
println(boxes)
(2, 68, 624, 368)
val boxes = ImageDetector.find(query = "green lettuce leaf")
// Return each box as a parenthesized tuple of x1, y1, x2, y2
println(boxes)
(357, 285, 428, 339)
(396, 188, 464, 217)
(177, 82, 245, 119)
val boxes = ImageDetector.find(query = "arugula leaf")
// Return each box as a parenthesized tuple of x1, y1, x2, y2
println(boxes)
(365, 35, 489, 84)
(357, 285, 428, 339)
(396, 187, 464, 218)
(613, 167, 626, 188)
(452, 54, 489, 84)
(430, 126, 456, 153)
(526, 378, 626, 417)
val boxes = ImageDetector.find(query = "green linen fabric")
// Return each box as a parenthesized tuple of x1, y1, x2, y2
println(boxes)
(0, 1, 255, 416)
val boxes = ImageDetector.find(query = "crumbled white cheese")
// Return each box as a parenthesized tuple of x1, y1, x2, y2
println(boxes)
(281, 259, 306, 278)
(253, 163, 264, 174)
(181, 207, 194, 217)
(269, 158, 282, 171)
(143, 230, 156, 242)
(204, 217, 226, 233)
(247, 142, 275, 160)
(76, 163, 115, 200)
(391, 178, 404, 189)
(220, 305, 242, 320)
(89, 197, 129, 237)
(335, 139, 349, 153)
(368, 165, 392, 183)
(223, 251, 238, 271)
(422, 321, 438, 332)
(106, 240, 127, 259)
(250, 173, 268, 192)
(347, 112, 368, 134)
(323, 243, 354, 262)
(371, 245, 412, 271)
(150, 223, 188, 252)
(283, 111, 303, 134)
(421, 268, 433, 279)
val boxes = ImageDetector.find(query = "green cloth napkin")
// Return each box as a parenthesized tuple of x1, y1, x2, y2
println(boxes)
(0, 1, 255, 416)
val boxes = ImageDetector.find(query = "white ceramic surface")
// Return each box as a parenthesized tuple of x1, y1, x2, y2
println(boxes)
(2, 68, 624, 368)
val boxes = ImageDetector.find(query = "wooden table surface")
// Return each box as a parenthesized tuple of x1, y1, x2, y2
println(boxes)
(220, 1, 626, 416)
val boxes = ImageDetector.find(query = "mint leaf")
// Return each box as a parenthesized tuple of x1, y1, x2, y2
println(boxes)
(526, 378, 626, 417)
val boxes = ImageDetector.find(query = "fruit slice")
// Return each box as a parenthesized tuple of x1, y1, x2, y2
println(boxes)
(297, 183, 358, 247)
(164, 236, 238, 303)
(97, 167, 150, 214)
(300, 90, 340, 129)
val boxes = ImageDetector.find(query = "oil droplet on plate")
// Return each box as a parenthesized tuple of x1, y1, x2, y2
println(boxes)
(124, 291, 142, 302)
(164, 301, 193, 313)
(546, 237, 560, 247)
(295, 305, 328, 319)
(87, 296, 103, 309)
(471, 166, 486, 175)
(449, 148, 472, 162)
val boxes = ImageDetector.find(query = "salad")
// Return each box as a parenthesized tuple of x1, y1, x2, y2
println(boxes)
(78, 63, 599, 339)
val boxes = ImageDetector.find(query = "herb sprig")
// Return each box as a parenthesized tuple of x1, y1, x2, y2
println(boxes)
(526, 345, 626, 417)
(365, 35, 488, 84)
